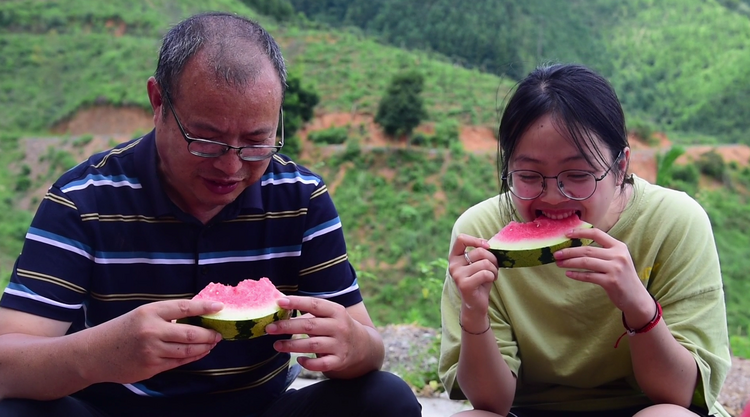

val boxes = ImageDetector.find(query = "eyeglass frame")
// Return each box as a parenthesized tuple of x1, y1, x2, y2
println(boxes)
(501, 151, 623, 201)
(162, 89, 284, 162)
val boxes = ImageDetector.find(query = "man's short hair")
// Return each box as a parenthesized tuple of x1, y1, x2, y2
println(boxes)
(154, 12, 287, 101)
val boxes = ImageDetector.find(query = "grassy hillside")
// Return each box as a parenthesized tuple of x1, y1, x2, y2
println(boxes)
(0, 0, 748, 358)
(0, 0, 511, 135)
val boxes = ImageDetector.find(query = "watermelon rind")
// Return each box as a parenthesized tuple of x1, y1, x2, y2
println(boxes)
(179, 307, 292, 341)
(488, 217, 593, 268)
(488, 237, 592, 268)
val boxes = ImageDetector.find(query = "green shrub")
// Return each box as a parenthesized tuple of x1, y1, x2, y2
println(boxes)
(668, 163, 700, 195)
(696, 150, 726, 180)
(281, 135, 301, 159)
(14, 165, 32, 192)
(73, 134, 93, 148)
(308, 127, 348, 145)
(628, 118, 657, 146)
(433, 118, 460, 148)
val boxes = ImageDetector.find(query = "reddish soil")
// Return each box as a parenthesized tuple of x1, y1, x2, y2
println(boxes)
(51, 105, 154, 136)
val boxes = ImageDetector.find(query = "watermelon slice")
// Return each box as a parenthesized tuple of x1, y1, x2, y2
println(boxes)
(488, 215, 593, 268)
(180, 278, 291, 341)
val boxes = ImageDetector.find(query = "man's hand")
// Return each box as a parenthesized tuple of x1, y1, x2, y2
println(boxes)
(264, 297, 382, 378)
(83, 300, 224, 384)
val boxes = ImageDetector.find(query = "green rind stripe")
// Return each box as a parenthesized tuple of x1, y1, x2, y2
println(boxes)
(179, 308, 292, 341)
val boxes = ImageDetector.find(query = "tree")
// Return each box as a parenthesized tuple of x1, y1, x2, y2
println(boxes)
(375, 70, 427, 139)
(280, 71, 319, 158)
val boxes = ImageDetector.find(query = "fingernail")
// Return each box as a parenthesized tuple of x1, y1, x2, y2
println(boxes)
(211, 302, 224, 310)
(266, 324, 277, 333)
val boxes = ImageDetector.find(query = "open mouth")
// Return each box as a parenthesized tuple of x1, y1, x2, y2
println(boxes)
(536, 210, 581, 220)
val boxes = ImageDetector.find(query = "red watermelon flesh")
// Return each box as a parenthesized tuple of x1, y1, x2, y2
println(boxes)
(489, 215, 592, 251)
(194, 277, 285, 321)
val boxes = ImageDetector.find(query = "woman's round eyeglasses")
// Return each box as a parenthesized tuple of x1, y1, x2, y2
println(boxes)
(163, 90, 283, 162)
(502, 152, 622, 201)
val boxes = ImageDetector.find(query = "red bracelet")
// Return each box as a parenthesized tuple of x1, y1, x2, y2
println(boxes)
(614, 296, 662, 348)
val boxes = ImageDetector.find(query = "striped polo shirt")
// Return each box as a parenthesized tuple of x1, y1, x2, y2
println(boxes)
(0, 130, 362, 416)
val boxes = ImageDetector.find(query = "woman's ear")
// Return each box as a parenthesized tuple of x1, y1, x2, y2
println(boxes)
(618, 147, 631, 185)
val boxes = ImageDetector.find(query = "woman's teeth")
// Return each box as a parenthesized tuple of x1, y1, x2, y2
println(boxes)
(540, 211, 576, 220)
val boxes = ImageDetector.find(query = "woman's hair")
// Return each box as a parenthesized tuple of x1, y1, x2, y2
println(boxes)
(497, 63, 632, 206)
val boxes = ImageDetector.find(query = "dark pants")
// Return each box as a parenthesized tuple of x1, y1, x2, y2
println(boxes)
(0, 370, 421, 417)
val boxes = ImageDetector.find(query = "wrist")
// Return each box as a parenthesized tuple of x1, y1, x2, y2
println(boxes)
(459, 314, 491, 336)
(622, 295, 659, 330)
(614, 295, 662, 348)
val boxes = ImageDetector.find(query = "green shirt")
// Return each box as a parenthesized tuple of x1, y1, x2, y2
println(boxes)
(439, 176, 731, 415)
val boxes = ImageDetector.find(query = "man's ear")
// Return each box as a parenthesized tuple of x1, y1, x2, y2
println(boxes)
(146, 77, 163, 125)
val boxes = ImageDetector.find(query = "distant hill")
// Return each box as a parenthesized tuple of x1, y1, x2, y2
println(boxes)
(288, 0, 750, 145)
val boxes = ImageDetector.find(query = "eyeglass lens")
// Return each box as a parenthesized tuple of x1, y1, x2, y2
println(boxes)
(188, 139, 280, 160)
(508, 171, 596, 200)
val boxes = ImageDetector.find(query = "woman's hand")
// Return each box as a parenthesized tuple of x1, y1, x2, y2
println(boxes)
(448, 233, 499, 330)
(553, 227, 655, 323)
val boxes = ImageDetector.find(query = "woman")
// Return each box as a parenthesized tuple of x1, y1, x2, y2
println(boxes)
(439, 64, 731, 417)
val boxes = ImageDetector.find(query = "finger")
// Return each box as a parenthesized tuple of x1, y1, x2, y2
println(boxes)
(565, 227, 617, 248)
(564, 269, 607, 284)
(554, 241, 610, 262)
(554, 253, 612, 272)
(163, 322, 223, 344)
(266, 315, 335, 336)
(155, 299, 224, 321)
(450, 233, 490, 258)
(273, 335, 337, 355)
(276, 296, 340, 319)
(453, 269, 497, 292)
(296, 353, 342, 373)
(467, 248, 499, 269)
(159, 340, 218, 359)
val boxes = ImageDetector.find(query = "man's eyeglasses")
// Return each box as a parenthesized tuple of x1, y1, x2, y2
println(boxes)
(163, 90, 284, 162)
(502, 152, 622, 201)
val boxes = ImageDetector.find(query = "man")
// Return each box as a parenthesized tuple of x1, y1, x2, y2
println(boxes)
(0, 12, 421, 417)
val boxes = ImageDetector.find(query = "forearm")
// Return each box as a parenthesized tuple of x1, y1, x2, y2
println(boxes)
(629, 321, 698, 406)
(323, 324, 384, 379)
(0, 332, 95, 400)
(456, 315, 515, 415)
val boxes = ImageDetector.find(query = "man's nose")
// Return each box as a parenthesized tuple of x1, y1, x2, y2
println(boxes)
(213, 149, 245, 174)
